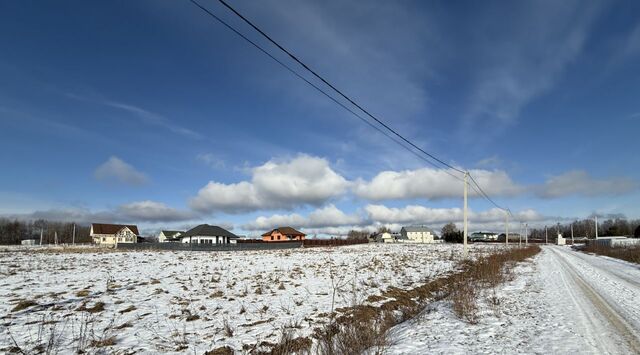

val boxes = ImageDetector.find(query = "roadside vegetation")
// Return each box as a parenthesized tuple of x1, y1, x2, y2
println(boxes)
(268, 245, 541, 354)
(583, 244, 640, 264)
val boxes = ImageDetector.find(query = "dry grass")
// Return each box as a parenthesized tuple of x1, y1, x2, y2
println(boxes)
(583, 244, 640, 264)
(12, 299, 38, 312)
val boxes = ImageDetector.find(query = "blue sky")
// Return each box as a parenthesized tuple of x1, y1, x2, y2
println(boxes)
(1, 0, 639, 236)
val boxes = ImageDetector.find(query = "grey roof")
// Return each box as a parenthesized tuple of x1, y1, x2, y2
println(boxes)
(161, 230, 183, 237)
(180, 224, 238, 239)
(401, 226, 435, 234)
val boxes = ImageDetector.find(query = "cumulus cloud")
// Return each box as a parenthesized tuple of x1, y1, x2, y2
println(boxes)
(94, 156, 148, 186)
(365, 204, 545, 225)
(354, 167, 522, 201)
(242, 204, 363, 231)
(241, 203, 551, 236)
(536, 170, 637, 198)
(9, 200, 195, 224)
(116, 201, 196, 222)
(190, 155, 349, 213)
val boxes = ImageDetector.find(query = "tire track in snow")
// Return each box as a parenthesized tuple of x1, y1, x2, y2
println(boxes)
(549, 247, 640, 354)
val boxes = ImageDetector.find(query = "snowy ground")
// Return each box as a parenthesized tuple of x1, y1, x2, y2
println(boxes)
(0, 243, 501, 353)
(386, 245, 640, 354)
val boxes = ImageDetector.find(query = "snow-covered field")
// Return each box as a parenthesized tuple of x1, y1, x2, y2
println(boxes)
(0, 243, 501, 353)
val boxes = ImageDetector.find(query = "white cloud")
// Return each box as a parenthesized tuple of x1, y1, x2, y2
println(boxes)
(94, 156, 148, 186)
(241, 203, 551, 236)
(365, 204, 548, 232)
(461, 1, 603, 137)
(242, 204, 363, 231)
(8, 200, 196, 225)
(354, 167, 522, 201)
(116, 201, 195, 222)
(196, 153, 226, 169)
(537, 170, 637, 198)
(190, 155, 349, 213)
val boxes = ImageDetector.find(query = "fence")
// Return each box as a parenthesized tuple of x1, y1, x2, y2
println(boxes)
(117, 241, 303, 252)
(303, 238, 369, 247)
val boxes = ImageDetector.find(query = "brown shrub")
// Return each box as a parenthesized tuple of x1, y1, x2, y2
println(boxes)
(583, 244, 640, 264)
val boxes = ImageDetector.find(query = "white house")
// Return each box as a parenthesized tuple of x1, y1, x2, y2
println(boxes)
(158, 230, 183, 243)
(556, 233, 566, 245)
(90, 223, 139, 245)
(401, 226, 437, 243)
(379, 232, 403, 243)
(470, 231, 499, 242)
(179, 224, 238, 244)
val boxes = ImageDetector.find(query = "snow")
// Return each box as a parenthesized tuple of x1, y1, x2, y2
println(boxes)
(0, 243, 499, 353)
(385, 246, 640, 355)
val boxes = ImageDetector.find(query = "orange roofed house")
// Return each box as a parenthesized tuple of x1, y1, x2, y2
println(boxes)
(261, 227, 306, 242)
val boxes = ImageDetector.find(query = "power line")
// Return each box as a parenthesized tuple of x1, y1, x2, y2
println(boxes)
(189, 0, 517, 212)
(187, 0, 464, 182)
(208, 0, 465, 174)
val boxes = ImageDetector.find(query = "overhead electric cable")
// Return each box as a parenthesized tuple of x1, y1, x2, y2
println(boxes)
(189, 0, 517, 212)
(204, 0, 465, 175)
(187, 0, 464, 182)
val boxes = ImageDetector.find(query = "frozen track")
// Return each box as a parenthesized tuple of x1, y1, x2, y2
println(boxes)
(541, 246, 640, 354)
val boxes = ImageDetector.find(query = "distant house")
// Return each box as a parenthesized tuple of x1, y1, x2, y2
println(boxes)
(470, 231, 499, 242)
(158, 230, 183, 243)
(262, 227, 306, 242)
(401, 226, 437, 243)
(179, 224, 238, 244)
(497, 233, 521, 242)
(90, 223, 139, 245)
(380, 232, 403, 243)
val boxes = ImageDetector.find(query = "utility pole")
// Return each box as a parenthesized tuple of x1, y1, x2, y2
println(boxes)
(54, 231, 58, 245)
(525, 223, 528, 246)
(519, 223, 522, 247)
(571, 223, 574, 245)
(39, 228, 43, 246)
(545, 226, 548, 244)
(72, 223, 76, 246)
(595, 215, 599, 239)
(505, 212, 509, 246)
(463, 171, 468, 257)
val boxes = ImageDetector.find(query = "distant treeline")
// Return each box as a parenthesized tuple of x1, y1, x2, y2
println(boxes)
(0, 219, 91, 245)
(528, 218, 640, 239)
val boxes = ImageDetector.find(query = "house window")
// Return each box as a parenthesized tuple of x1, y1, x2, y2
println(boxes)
(102, 237, 105, 242)
(271, 236, 274, 241)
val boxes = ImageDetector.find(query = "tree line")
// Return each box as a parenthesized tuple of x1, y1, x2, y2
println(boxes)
(0, 219, 91, 245)
(528, 218, 640, 240)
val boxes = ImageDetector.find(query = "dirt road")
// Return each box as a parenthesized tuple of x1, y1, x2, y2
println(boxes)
(541, 246, 640, 354)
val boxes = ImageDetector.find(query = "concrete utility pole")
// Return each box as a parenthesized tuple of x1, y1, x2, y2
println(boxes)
(39, 228, 43, 246)
(505, 212, 509, 246)
(54, 231, 58, 245)
(463, 171, 469, 257)
(571, 223, 574, 245)
(595, 216, 599, 239)
(545, 226, 548, 244)
(72, 223, 76, 246)
(519, 223, 522, 247)
(525, 223, 528, 246)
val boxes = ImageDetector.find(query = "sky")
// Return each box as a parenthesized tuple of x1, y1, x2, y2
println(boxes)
(1, 0, 639, 237)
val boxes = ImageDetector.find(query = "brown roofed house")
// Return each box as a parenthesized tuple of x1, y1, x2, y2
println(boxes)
(261, 227, 306, 242)
(90, 223, 139, 245)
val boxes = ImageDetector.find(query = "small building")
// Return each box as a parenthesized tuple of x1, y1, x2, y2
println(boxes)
(497, 233, 522, 242)
(401, 226, 437, 243)
(586, 236, 640, 248)
(90, 223, 139, 245)
(158, 230, 184, 243)
(470, 231, 499, 242)
(21, 239, 37, 246)
(262, 227, 306, 242)
(381, 232, 403, 243)
(557, 233, 566, 245)
(179, 224, 238, 244)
